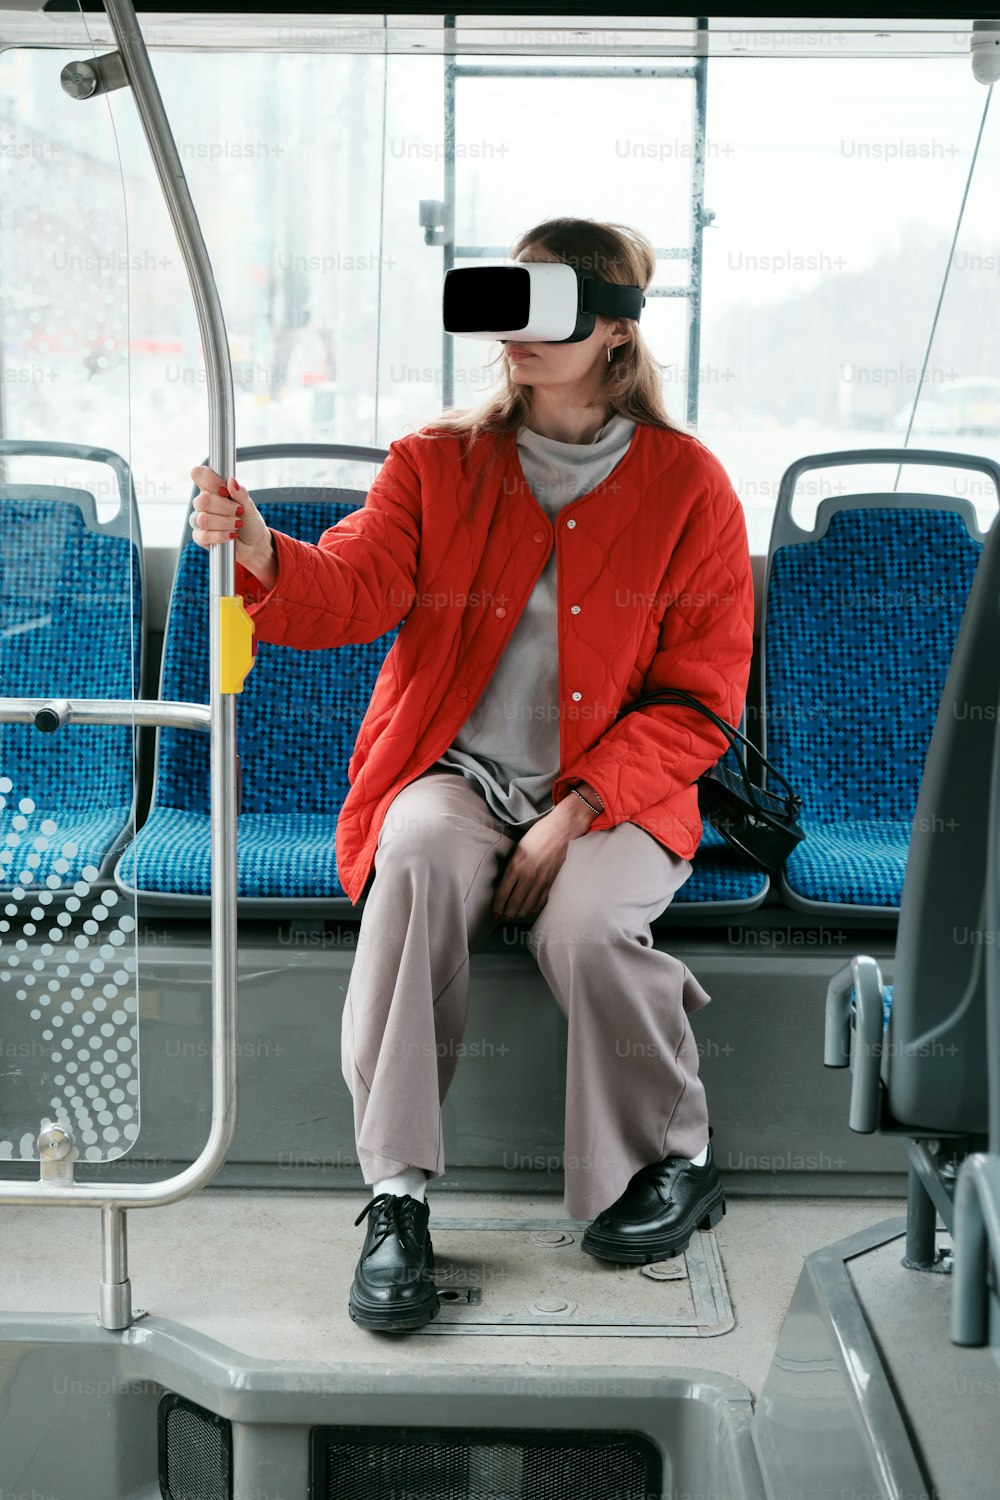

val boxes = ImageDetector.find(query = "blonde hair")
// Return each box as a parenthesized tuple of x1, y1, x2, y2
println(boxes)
(414, 217, 687, 457)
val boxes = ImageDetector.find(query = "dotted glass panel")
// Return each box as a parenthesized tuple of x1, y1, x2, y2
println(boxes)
(0, 779, 140, 1163)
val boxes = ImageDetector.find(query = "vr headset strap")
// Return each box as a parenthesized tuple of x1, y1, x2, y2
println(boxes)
(579, 278, 645, 320)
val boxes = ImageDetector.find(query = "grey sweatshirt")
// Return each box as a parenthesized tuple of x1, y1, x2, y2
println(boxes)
(431, 412, 639, 826)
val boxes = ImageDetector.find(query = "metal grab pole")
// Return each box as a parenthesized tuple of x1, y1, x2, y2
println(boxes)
(0, 1, 241, 1325)
(93, 16, 240, 1233)
(58, 0, 240, 1212)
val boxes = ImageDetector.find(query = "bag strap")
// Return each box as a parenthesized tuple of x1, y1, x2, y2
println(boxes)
(615, 687, 802, 816)
(622, 689, 759, 809)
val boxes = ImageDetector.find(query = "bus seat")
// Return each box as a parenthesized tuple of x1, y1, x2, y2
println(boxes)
(114, 479, 398, 910)
(114, 442, 768, 915)
(0, 440, 143, 887)
(825, 502, 1000, 1258)
(762, 449, 997, 916)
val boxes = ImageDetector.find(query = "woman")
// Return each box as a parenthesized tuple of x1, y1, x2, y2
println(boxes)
(190, 217, 754, 1333)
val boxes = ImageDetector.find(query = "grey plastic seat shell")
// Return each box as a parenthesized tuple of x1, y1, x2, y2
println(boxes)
(760, 446, 1000, 919)
(950, 701, 1000, 1351)
(883, 506, 1000, 1134)
(992, 675, 1000, 1156)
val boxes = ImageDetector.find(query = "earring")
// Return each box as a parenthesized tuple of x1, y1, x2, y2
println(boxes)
(606, 346, 613, 364)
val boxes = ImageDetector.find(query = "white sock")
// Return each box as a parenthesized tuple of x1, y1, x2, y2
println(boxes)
(689, 1144, 709, 1167)
(373, 1168, 426, 1203)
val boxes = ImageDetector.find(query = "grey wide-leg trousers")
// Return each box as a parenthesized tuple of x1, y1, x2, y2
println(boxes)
(341, 768, 713, 1221)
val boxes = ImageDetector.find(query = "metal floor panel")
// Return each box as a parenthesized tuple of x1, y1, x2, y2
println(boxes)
(424, 1218, 732, 1337)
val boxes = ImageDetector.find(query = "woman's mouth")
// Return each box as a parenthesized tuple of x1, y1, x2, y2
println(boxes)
(506, 346, 537, 361)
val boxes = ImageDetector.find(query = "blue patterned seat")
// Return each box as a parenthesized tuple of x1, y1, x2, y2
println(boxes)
(0, 455, 142, 890)
(115, 495, 398, 905)
(765, 500, 983, 913)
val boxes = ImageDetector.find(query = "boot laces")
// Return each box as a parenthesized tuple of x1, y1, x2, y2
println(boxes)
(355, 1192, 422, 1257)
(643, 1159, 681, 1202)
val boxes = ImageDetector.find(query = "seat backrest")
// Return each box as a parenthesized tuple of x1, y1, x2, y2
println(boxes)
(155, 452, 396, 820)
(762, 449, 996, 828)
(0, 441, 142, 813)
(884, 511, 1000, 1134)
(989, 693, 1000, 1154)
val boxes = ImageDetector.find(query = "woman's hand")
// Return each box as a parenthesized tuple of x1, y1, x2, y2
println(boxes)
(492, 792, 596, 919)
(189, 466, 278, 590)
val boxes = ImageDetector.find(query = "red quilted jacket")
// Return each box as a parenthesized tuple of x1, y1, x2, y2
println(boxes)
(236, 420, 755, 905)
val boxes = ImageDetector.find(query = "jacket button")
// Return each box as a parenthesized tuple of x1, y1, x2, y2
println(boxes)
(457, 686, 468, 698)
(495, 606, 507, 618)
(570, 605, 581, 614)
(571, 691, 582, 701)
(533, 531, 545, 543)
(566, 519, 576, 529)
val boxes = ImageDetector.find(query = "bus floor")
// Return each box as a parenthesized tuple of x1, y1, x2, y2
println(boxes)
(3, 1187, 904, 1398)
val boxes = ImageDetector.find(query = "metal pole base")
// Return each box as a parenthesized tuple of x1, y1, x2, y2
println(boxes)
(100, 1205, 134, 1329)
(99, 1278, 133, 1331)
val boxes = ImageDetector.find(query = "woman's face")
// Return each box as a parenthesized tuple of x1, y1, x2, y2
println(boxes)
(503, 245, 614, 391)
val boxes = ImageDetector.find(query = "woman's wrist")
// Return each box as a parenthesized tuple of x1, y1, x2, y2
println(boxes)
(563, 781, 604, 829)
(237, 529, 278, 591)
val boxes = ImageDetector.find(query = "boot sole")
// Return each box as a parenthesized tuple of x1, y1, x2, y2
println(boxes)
(348, 1285, 440, 1332)
(580, 1194, 726, 1265)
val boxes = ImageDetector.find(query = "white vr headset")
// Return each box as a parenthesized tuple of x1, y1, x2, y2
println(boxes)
(443, 259, 646, 344)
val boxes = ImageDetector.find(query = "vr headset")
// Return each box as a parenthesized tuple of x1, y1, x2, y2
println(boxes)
(443, 259, 645, 344)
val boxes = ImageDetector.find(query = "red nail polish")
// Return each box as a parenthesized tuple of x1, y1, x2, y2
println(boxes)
(217, 487, 229, 497)
(229, 531, 237, 539)
(236, 506, 244, 516)
(235, 519, 244, 529)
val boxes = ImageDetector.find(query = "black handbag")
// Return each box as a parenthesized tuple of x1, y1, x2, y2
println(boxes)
(614, 686, 805, 872)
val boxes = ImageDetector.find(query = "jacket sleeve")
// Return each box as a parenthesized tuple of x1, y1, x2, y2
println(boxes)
(552, 472, 754, 830)
(233, 437, 421, 650)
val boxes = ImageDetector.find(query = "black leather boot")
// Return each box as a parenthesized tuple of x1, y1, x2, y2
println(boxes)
(348, 1192, 439, 1331)
(581, 1137, 725, 1264)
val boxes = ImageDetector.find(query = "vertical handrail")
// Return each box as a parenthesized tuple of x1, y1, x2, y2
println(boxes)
(0, 1, 242, 1332)
(442, 12, 457, 412)
(686, 15, 710, 428)
(96, 0, 240, 1210)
